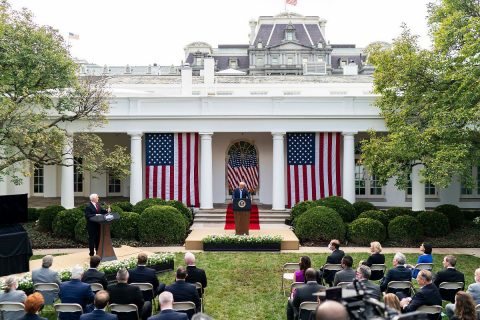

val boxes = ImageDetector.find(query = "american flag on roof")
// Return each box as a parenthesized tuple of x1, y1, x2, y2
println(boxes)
(287, 132, 342, 207)
(286, 0, 297, 6)
(68, 32, 79, 40)
(145, 133, 199, 207)
(227, 143, 259, 192)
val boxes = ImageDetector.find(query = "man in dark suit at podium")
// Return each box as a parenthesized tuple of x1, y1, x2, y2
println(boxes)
(85, 194, 110, 257)
(232, 181, 250, 199)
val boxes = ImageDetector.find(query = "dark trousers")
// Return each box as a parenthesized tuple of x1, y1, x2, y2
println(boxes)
(87, 222, 100, 256)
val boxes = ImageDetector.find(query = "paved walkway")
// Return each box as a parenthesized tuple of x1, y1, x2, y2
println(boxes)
(32, 246, 480, 256)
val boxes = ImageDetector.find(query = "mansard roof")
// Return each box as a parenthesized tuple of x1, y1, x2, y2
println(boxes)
(253, 23, 325, 48)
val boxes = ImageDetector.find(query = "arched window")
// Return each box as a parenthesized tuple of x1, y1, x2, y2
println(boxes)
(226, 141, 259, 193)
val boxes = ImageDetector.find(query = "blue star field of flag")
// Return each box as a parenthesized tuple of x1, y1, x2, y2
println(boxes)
(287, 132, 315, 165)
(146, 133, 174, 166)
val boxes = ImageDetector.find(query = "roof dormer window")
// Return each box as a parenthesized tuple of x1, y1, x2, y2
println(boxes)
(285, 23, 296, 41)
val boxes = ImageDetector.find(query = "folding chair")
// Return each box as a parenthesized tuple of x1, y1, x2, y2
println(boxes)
(282, 262, 299, 296)
(290, 282, 305, 296)
(336, 282, 352, 288)
(438, 282, 464, 303)
(386, 281, 414, 297)
(89, 283, 104, 293)
(417, 305, 442, 320)
(110, 304, 139, 320)
(370, 264, 387, 281)
(0, 302, 25, 320)
(298, 301, 319, 320)
(195, 282, 204, 313)
(130, 283, 155, 313)
(33, 283, 60, 306)
(413, 263, 433, 271)
(54, 303, 83, 320)
(320, 264, 343, 287)
(172, 301, 196, 318)
(475, 304, 480, 312)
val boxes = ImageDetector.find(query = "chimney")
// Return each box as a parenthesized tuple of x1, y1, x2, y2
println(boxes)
(203, 57, 215, 87)
(181, 64, 192, 96)
(249, 19, 258, 45)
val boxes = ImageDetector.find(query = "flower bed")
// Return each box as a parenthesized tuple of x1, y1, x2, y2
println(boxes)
(202, 234, 282, 251)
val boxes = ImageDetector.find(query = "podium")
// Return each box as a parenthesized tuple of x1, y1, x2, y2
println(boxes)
(90, 213, 120, 261)
(233, 198, 251, 235)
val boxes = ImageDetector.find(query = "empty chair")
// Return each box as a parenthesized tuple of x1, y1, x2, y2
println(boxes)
(282, 263, 299, 296)
(172, 301, 196, 318)
(33, 283, 59, 305)
(438, 282, 464, 303)
(370, 264, 387, 281)
(417, 305, 442, 320)
(0, 302, 25, 320)
(298, 301, 319, 320)
(54, 303, 83, 320)
(194, 282, 204, 313)
(110, 304, 139, 320)
(414, 263, 433, 271)
(336, 282, 352, 288)
(89, 283, 103, 293)
(386, 281, 414, 297)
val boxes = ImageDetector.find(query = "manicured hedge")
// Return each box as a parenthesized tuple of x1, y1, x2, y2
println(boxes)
(463, 210, 480, 221)
(348, 218, 386, 245)
(132, 198, 167, 214)
(290, 200, 316, 224)
(435, 204, 463, 229)
(165, 200, 193, 224)
(416, 211, 450, 237)
(138, 205, 186, 244)
(357, 210, 389, 227)
(385, 207, 413, 221)
(111, 211, 140, 239)
(388, 215, 423, 243)
(295, 206, 345, 242)
(28, 208, 40, 221)
(52, 208, 84, 237)
(353, 201, 376, 216)
(74, 218, 88, 244)
(112, 201, 134, 212)
(38, 205, 65, 232)
(108, 204, 124, 214)
(316, 196, 356, 222)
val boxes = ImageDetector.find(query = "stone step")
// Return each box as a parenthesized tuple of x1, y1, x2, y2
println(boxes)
(195, 212, 290, 218)
(194, 218, 288, 224)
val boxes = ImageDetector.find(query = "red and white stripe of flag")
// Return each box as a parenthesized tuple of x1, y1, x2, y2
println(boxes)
(287, 132, 342, 208)
(286, 0, 297, 6)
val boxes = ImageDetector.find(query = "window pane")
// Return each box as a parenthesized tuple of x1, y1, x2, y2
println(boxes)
(355, 162, 366, 195)
(370, 175, 382, 195)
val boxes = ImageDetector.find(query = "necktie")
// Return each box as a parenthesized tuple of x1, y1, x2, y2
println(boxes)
(95, 203, 99, 212)
(240, 190, 242, 198)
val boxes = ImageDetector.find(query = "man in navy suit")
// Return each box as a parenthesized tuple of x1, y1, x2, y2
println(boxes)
(59, 265, 95, 320)
(317, 239, 345, 286)
(165, 267, 200, 319)
(82, 255, 109, 290)
(84, 194, 110, 256)
(400, 270, 442, 320)
(147, 291, 187, 320)
(128, 253, 166, 301)
(433, 255, 465, 303)
(184, 252, 207, 297)
(79, 290, 117, 320)
(232, 181, 250, 199)
(380, 252, 412, 295)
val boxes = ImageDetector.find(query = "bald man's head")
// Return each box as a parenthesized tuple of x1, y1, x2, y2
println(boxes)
(315, 300, 348, 320)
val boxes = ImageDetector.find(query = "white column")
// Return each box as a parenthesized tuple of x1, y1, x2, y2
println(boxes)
(128, 132, 143, 205)
(200, 133, 213, 209)
(61, 134, 75, 208)
(272, 132, 286, 210)
(342, 132, 356, 204)
(411, 163, 426, 211)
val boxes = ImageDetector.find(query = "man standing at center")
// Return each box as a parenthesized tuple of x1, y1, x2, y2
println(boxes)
(232, 181, 250, 199)
(85, 194, 110, 257)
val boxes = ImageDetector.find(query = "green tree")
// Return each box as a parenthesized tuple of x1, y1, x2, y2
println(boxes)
(0, 1, 130, 183)
(361, 0, 480, 190)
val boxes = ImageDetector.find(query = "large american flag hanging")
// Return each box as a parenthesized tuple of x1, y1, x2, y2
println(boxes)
(227, 144, 259, 192)
(287, 132, 342, 207)
(145, 133, 199, 207)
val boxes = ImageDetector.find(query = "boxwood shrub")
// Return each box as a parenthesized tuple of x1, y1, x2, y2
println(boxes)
(52, 208, 84, 237)
(385, 207, 413, 221)
(132, 198, 167, 214)
(28, 208, 40, 221)
(38, 205, 65, 232)
(138, 205, 186, 244)
(463, 210, 480, 221)
(295, 206, 345, 242)
(111, 211, 140, 239)
(353, 201, 376, 216)
(435, 204, 463, 229)
(316, 196, 356, 222)
(76, 204, 87, 212)
(290, 200, 316, 224)
(165, 200, 193, 224)
(388, 215, 423, 243)
(74, 218, 88, 244)
(112, 201, 134, 212)
(416, 211, 450, 237)
(357, 210, 389, 227)
(108, 204, 124, 214)
(348, 218, 386, 245)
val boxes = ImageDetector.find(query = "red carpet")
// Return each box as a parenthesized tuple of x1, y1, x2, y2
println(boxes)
(224, 204, 260, 230)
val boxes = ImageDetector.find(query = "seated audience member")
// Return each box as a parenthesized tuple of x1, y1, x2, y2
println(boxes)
(450, 291, 479, 320)
(128, 253, 165, 301)
(59, 265, 95, 320)
(79, 290, 118, 320)
(362, 241, 385, 267)
(315, 300, 349, 320)
(445, 267, 480, 319)
(333, 256, 355, 287)
(31, 255, 61, 304)
(21, 293, 47, 320)
(287, 268, 324, 320)
(380, 252, 412, 295)
(165, 267, 201, 319)
(147, 291, 187, 320)
(433, 255, 465, 303)
(383, 293, 402, 316)
(184, 252, 207, 297)
(293, 256, 311, 283)
(409, 243, 433, 279)
(108, 268, 151, 320)
(0, 276, 27, 320)
(347, 265, 381, 301)
(82, 255, 108, 290)
(317, 239, 345, 286)
(400, 270, 442, 320)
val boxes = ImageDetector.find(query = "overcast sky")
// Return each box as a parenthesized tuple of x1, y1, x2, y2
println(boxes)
(11, 0, 432, 66)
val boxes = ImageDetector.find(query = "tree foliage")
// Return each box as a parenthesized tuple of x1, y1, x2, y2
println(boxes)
(362, 0, 480, 189)
(0, 1, 130, 183)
